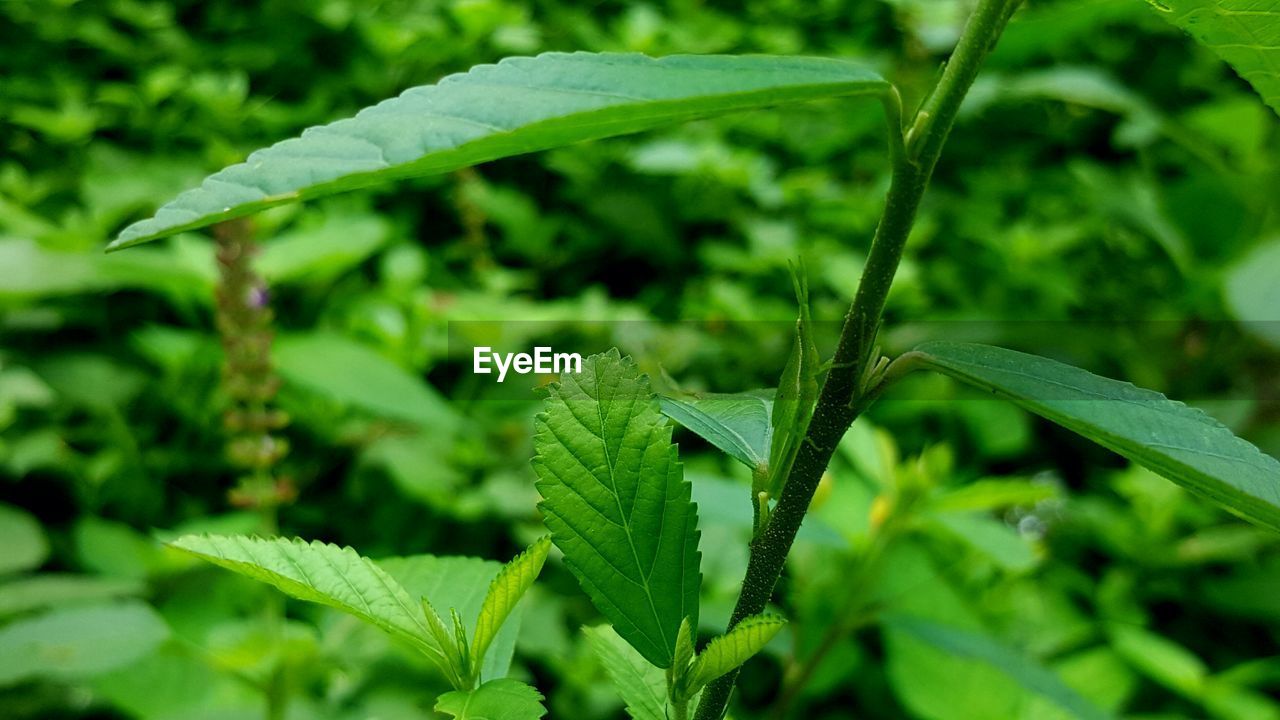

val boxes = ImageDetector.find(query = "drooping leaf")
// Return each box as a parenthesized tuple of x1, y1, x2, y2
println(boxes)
(532, 349, 701, 668)
(659, 390, 774, 469)
(885, 616, 1112, 720)
(1147, 0, 1280, 116)
(0, 601, 169, 686)
(108, 53, 889, 250)
(168, 535, 446, 666)
(434, 678, 547, 720)
(471, 537, 551, 675)
(0, 502, 48, 575)
(583, 625, 668, 720)
(913, 342, 1280, 532)
(684, 614, 786, 694)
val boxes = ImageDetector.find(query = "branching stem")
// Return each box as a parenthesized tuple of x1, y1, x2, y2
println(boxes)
(692, 1, 1021, 717)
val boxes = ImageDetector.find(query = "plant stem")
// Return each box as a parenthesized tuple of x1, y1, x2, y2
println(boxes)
(692, 2, 1019, 718)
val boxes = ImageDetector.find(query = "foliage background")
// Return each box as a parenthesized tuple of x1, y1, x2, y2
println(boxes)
(2, 0, 1279, 717)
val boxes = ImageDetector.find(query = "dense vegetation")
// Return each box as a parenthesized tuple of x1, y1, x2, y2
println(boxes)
(2, 0, 1279, 718)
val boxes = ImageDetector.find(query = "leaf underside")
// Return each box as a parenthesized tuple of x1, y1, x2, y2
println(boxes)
(659, 390, 774, 469)
(1151, 0, 1280, 116)
(584, 625, 669, 720)
(109, 52, 888, 250)
(914, 342, 1280, 532)
(533, 349, 701, 668)
(168, 534, 442, 662)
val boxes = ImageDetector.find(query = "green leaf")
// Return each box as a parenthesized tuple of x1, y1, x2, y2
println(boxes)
(1225, 236, 1280, 349)
(0, 574, 145, 618)
(434, 678, 547, 720)
(885, 616, 1112, 720)
(1109, 624, 1208, 699)
(532, 349, 701, 668)
(275, 332, 458, 430)
(1148, 0, 1280, 116)
(684, 614, 785, 694)
(766, 268, 821, 498)
(0, 502, 48, 575)
(913, 342, 1280, 532)
(471, 537, 551, 676)
(377, 554, 525, 682)
(109, 53, 888, 250)
(583, 625, 669, 720)
(168, 534, 447, 668)
(0, 601, 170, 687)
(659, 390, 774, 469)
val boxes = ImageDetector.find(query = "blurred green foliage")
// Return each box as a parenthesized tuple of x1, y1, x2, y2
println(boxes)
(1, 0, 1278, 718)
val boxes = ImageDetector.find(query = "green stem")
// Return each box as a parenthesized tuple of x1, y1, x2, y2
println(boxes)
(692, 2, 1020, 718)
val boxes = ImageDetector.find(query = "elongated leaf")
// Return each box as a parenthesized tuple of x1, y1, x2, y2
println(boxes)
(886, 616, 1112, 720)
(169, 535, 444, 665)
(0, 601, 169, 686)
(435, 678, 547, 719)
(583, 625, 668, 720)
(766, 269, 821, 498)
(532, 349, 701, 668)
(1149, 0, 1280, 116)
(914, 342, 1280, 532)
(108, 53, 889, 250)
(471, 537, 551, 673)
(0, 574, 144, 618)
(685, 614, 785, 694)
(659, 390, 774, 469)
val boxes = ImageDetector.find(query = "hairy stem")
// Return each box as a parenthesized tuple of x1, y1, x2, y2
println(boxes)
(692, 2, 1020, 717)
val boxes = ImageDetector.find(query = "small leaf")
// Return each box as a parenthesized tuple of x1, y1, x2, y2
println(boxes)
(659, 390, 774, 469)
(472, 537, 551, 678)
(885, 616, 1112, 720)
(533, 349, 701, 668)
(0, 601, 169, 687)
(673, 617, 696, 682)
(685, 613, 785, 694)
(1148, 0, 1280, 117)
(168, 535, 447, 668)
(434, 678, 548, 720)
(914, 342, 1280, 532)
(109, 53, 889, 250)
(0, 502, 49, 576)
(766, 268, 821, 498)
(583, 625, 668, 720)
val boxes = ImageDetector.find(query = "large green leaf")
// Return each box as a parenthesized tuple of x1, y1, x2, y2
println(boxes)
(532, 349, 701, 668)
(0, 601, 169, 686)
(435, 678, 547, 720)
(659, 390, 774, 469)
(885, 616, 1112, 720)
(913, 342, 1280, 531)
(108, 53, 889, 250)
(168, 535, 446, 666)
(583, 625, 668, 720)
(1148, 0, 1280, 116)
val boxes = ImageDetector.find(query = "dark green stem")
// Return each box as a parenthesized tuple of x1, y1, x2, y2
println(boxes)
(692, 2, 1019, 717)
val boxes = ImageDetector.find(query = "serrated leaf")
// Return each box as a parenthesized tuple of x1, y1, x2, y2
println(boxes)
(914, 342, 1280, 532)
(583, 625, 668, 720)
(168, 535, 446, 667)
(109, 53, 889, 250)
(434, 678, 547, 720)
(1149, 0, 1280, 116)
(472, 537, 550, 679)
(885, 616, 1112, 720)
(685, 613, 785, 694)
(659, 390, 774, 469)
(0, 601, 169, 687)
(532, 349, 701, 668)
